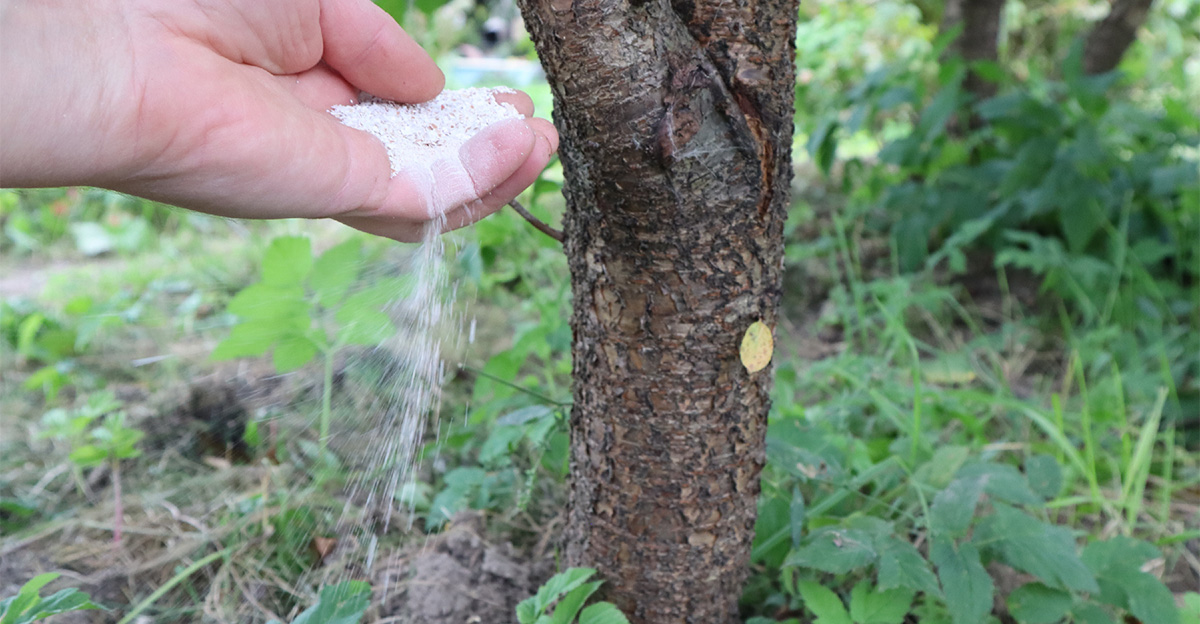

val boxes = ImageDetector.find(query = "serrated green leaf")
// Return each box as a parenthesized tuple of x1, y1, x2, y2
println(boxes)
(930, 476, 984, 537)
(1080, 536, 1160, 578)
(876, 536, 941, 596)
(20, 588, 100, 619)
(1025, 455, 1063, 500)
(1119, 574, 1179, 624)
(2, 573, 58, 622)
(16, 313, 45, 357)
(525, 568, 597, 616)
(0, 574, 100, 624)
(784, 528, 877, 574)
(977, 504, 1098, 593)
(311, 238, 363, 308)
(930, 538, 993, 624)
(848, 581, 913, 624)
(497, 405, 555, 427)
(1059, 195, 1104, 253)
(226, 284, 308, 320)
(958, 462, 1042, 506)
(1180, 593, 1199, 623)
(68, 445, 107, 468)
(334, 306, 394, 347)
(549, 581, 602, 624)
(578, 602, 630, 624)
(517, 597, 540, 624)
(478, 426, 525, 467)
(1084, 538, 1179, 624)
(1007, 582, 1072, 624)
(806, 117, 840, 175)
(532, 177, 563, 198)
(290, 580, 371, 624)
(790, 487, 806, 547)
(914, 445, 970, 489)
(798, 580, 852, 624)
(1072, 602, 1117, 624)
(752, 494, 792, 568)
(243, 420, 260, 447)
(272, 335, 318, 372)
(211, 318, 305, 361)
(413, 0, 450, 16)
(261, 236, 312, 286)
(342, 277, 411, 312)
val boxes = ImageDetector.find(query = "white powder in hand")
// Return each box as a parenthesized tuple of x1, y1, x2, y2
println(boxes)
(330, 87, 522, 177)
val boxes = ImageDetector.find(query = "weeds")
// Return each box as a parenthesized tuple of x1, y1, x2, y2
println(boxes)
(0, 574, 100, 624)
(211, 235, 404, 456)
(1, 1, 1197, 621)
(516, 568, 630, 624)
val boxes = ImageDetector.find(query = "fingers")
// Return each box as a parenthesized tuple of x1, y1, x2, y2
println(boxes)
(335, 116, 558, 241)
(439, 119, 558, 233)
(276, 61, 360, 111)
(318, 0, 444, 102)
(333, 118, 535, 239)
(493, 90, 534, 118)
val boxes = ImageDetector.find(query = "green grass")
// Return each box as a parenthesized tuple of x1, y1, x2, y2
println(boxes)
(3, 0, 1199, 620)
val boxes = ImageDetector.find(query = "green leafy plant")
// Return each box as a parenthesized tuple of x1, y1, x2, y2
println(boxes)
(754, 417, 1182, 624)
(417, 172, 573, 529)
(0, 188, 175, 255)
(2, 294, 132, 400)
(289, 583, 370, 624)
(212, 235, 404, 454)
(39, 392, 144, 542)
(0, 573, 100, 624)
(516, 568, 630, 624)
(763, 579, 913, 624)
(422, 402, 568, 529)
(265, 580, 371, 624)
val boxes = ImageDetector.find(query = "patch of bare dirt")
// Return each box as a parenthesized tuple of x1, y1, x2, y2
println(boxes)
(376, 513, 555, 624)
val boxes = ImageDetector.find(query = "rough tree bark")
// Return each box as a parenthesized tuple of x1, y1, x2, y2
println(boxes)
(940, 0, 1006, 100)
(513, 0, 797, 621)
(1082, 0, 1155, 75)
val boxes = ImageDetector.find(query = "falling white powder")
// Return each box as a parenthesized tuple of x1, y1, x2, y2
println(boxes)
(330, 88, 522, 177)
(325, 90, 524, 534)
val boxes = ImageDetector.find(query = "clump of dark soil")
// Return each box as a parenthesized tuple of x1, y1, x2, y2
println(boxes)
(378, 513, 555, 624)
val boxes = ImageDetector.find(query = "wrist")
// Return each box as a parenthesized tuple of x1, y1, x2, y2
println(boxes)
(0, 0, 137, 188)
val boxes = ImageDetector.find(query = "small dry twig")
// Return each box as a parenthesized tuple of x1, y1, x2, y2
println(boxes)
(508, 200, 563, 243)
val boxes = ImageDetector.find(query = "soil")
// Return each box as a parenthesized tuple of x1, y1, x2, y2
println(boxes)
(377, 512, 555, 624)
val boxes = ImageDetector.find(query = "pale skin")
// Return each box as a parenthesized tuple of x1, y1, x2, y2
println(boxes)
(0, 0, 559, 242)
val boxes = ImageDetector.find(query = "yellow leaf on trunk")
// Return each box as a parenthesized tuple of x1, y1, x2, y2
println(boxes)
(740, 321, 773, 373)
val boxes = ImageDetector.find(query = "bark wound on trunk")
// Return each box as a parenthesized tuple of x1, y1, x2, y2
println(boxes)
(1083, 0, 1155, 75)
(514, 0, 796, 621)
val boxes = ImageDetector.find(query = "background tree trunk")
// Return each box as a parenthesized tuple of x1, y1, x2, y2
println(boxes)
(940, 0, 1006, 100)
(1082, 0, 1155, 75)
(514, 0, 797, 621)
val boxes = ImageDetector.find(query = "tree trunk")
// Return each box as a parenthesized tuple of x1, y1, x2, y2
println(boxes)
(514, 0, 796, 621)
(1082, 0, 1155, 75)
(940, 0, 1006, 100)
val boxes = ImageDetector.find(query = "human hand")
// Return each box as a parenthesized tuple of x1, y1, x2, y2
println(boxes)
(0, 0, 558, 242)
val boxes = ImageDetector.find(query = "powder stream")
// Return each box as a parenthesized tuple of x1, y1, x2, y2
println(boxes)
(327, 90, 518, 528)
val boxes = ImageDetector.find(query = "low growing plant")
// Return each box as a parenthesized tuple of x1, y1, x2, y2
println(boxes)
(0, 573, 99, 624)
(751, 414, 1182, 624)
(212, 235, 405, 455)
(39, 392, 143, 542)
(265, 580, 371, 624)
(516, 568, 630, 624)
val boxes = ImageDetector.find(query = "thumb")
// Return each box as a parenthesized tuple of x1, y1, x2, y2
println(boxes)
(334, 118, 536, 239)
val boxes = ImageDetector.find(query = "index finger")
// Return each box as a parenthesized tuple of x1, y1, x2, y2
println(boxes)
(319, 0, 444, 102)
